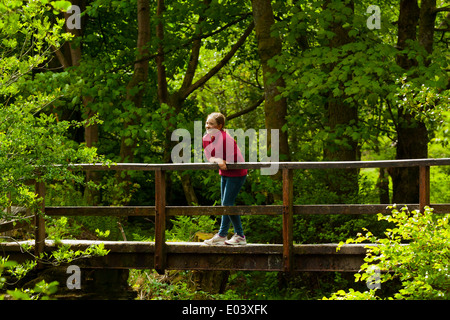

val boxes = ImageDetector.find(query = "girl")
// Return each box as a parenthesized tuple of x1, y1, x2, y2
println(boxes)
(202, 112, 247, 245)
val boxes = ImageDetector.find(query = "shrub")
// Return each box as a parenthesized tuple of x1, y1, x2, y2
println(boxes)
(326, 206, 449, 300)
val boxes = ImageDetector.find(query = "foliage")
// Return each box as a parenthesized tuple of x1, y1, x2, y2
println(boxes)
(43, 215, 111, 265)
(2, 279, 59, 300)
(46, 217, 80, 241)
(0, 258, 36, 288)
(273, 0, 449, 166)
(167, 215, 217, 242)
(1, 211, 109, 300)
(129, 269, 241, 300)
(0, 241, 108, 300)
(47, 242, 109, 265)
(0, 240, 109, 300)
(0, 0, 102, 213)
(326, 206, 450, 300)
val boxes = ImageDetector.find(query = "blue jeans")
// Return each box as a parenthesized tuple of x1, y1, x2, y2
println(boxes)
(218, 175, 246, 237)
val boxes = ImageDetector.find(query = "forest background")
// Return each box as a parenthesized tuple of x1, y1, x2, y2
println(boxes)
(0, 0, 449, 300)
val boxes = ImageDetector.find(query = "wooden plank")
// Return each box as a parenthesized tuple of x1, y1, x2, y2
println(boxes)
(166, 205, 280, 216)
(294, 204, 410, 215)
(34, 181, 46, 268)
(44, 203, 450, 218)
(419, 166, 431, 213)
(275, 158, 450, 170)
(432, 204, 450, 214)
(64, 158, 450, 172)
(45, 205, 281, 217)
(0, 216, 34, 233)
(45, 206, 156, 216)
(0, 240, 370, 272)
(282, 168, 294, 273)
(154, 169, 166, 274)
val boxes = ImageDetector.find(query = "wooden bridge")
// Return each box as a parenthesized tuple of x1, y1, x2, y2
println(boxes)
(1, 158, 449, 274)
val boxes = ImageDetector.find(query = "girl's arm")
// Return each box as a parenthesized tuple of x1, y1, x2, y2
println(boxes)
(203, 131, 227, 170)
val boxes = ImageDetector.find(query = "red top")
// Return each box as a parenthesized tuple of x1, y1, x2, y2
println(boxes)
(202, 129, 248, 177)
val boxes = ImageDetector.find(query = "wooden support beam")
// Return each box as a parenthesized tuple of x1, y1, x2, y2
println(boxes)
(44, 203, 450, 217)
(0, 240, 370, 272)
(154, 169, 167, 274)
(0, 216, 34, 233)
(66, 158, 450, 172)
(34, 181, 46, 268)
(419, 166, 430, 213)
(282, 168, 294, 273)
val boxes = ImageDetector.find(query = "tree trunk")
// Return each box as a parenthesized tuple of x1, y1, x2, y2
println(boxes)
(322, 0, 359, 201)
(54, 0, 100, 204)
(62, 1, 97, 150)
(119, 0, 151, 163)
(251, 0, 290, 165)
(113, 0, 151, 205)
(391, 0, 430, 204)
(418, 0, 437, 55)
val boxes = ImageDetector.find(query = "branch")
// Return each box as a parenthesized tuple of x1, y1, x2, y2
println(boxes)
(73, 12, 253, 92)
(180, 38, 202, 93)
(226, 96, 265, 121)
(181, 21, 255, 101)
(156, 0, 169, 103)
(433, 5, 450, 13)
(189, 12, 252, 43)
(230, 72, 263, 90)
(132, 13, 252, 67)
(180, 1, 210, 93)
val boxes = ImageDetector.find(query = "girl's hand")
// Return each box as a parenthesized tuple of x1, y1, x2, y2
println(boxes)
(209, 157, 227, 170)
(217, 159, 227, 170)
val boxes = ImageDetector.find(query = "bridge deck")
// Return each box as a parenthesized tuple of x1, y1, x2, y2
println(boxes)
(0, 240, 370, 272)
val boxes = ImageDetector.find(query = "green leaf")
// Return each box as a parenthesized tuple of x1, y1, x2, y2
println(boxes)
(51, 1, 72, 11)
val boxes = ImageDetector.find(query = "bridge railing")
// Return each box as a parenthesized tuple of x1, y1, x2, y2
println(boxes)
(3, 158, 450, 273)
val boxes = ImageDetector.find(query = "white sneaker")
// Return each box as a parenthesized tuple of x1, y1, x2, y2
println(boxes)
(203, 233, 226, 245)
(225, 234, 247, 245)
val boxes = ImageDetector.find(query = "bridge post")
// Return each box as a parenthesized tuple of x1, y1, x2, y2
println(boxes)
(419, 165, 430, 213)
(282, 168, 294, 273)
(34, 180, 46, 269)
(155, 169, 167, 274)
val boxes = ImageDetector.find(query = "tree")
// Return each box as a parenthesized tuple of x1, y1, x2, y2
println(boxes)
(390, 0, 427, 204)
(52, 1, 98, 153)
(269, 0, 448, 205)
(391, 0, 449, 203)
(119, 0, 151, 164)
(114, 0, 151, 202)
(50, 0, 100, 204)
(270, 0, 362, 200)
(251, 0, 290, 165)
(321, 0, 359, 200)
(0, 0, 100, 211)
(154, 0, 254, 205)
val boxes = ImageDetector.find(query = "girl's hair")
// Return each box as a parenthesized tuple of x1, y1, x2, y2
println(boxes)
(207, 112, 226, 128)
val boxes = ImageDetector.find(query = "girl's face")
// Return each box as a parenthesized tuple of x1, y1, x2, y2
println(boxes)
(205, 116, 223, 134)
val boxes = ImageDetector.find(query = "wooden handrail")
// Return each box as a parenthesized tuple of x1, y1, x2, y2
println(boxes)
(63, 158, 450, 171)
